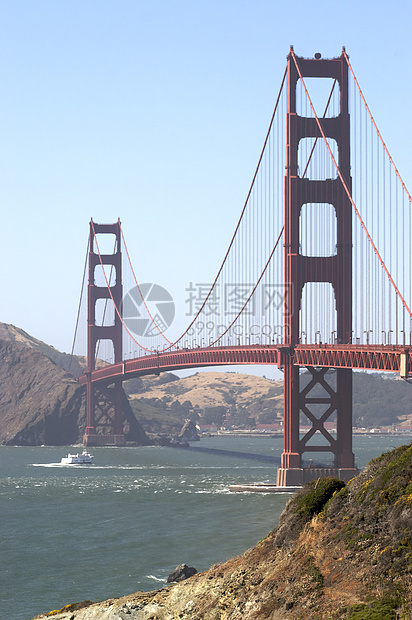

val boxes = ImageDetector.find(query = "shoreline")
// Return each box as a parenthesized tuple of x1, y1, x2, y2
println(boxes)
(200, 430, 412, 438)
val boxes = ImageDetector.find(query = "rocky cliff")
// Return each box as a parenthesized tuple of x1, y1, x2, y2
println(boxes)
(0, 338, 84, 444)
(0, 323, 84, 377)
(0, 329, 149, 446)
(32, 442, 412, 619)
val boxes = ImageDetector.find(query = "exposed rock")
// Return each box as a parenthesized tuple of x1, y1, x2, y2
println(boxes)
(152, 435, 172, 446)
(31, 442, 412, 619)
(167, 563, 197, 582)
(177, 419, 200, 442)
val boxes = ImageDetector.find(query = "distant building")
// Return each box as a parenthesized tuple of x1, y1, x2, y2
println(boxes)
(255, 423, 282, 432)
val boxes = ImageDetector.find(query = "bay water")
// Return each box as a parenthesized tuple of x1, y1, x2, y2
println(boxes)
(1, 435, 410, 620)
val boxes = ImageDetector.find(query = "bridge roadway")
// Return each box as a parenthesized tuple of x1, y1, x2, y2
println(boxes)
(78, 343, 412, 385)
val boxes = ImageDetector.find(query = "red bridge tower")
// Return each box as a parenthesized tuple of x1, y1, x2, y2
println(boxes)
(277, 49, 358, 485)
(84, 219, 125, 446)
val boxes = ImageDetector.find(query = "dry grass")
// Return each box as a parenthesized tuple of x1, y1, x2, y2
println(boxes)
(135, 371, 283, 409)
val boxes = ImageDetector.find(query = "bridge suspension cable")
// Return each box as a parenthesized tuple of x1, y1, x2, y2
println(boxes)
(119, 221, 175, 346)
(204, 72, 339, 347)
(91, 67, 289, 357)
(205, 226, 285, 346)
(69, 233, 90, 373)
(290, 48, 412, 337)
(83, 48, 412, 364)
(343, 49, 412, 206)
(344, 48, 412, 345)
(172, 68, 287, 343)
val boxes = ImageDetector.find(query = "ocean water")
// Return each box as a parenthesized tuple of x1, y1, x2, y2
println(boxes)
(1, 435, 410, 620)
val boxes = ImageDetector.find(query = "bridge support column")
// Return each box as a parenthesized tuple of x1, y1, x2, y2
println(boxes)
(279, 49, 357, 485)
(281, 360, 301, 469)
(84, 219, 125, 447)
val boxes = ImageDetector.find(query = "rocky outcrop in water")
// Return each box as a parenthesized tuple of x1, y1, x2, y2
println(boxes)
(167, 564, 198, 583)
(177, 419, 200, 442)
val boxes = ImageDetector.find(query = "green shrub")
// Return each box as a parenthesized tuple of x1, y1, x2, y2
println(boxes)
(293, 477, 346, 521)
(346, 594, 402, 619)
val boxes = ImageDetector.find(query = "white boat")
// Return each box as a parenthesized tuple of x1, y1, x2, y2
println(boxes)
(60, 450, 94, 465)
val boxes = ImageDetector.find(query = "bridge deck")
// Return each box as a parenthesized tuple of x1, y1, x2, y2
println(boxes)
(78, 343, 411, 385)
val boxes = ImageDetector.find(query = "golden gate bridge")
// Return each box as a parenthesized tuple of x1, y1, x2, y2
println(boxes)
(74, 47, 412, 486)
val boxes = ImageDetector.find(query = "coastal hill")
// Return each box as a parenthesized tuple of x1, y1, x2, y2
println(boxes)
(32, 441, 412, 619)
(126, 368, 412, 434)
(0, 323, 148, 445)
(0, 337, 84, 445)
(125, 371, 284, 434)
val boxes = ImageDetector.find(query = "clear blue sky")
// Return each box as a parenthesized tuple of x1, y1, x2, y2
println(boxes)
(0, 0, 411, 360)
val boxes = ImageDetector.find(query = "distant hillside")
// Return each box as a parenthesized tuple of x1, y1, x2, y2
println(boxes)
(129, 371, 283, 409)
(124, 369, 412, 434)
(0, 338, 85, 444)
(352, 371, 412, 428)
(125, 371, 284, 434)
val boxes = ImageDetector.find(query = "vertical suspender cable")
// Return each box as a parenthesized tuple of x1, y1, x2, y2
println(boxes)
(69, 234, 90, 374)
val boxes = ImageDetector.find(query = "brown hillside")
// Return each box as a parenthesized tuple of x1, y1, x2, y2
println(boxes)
(0, 323, 84, 377)
(133, 370, 283, 408)
(127, 369, 412, 432)
(0, 338, 85, 444)
(127, 371, 284, 431)
(0, 338, 148, 446)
